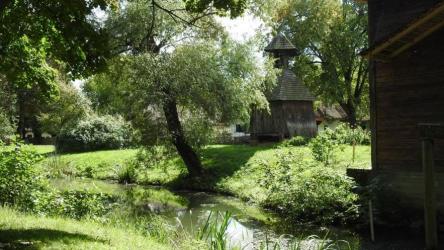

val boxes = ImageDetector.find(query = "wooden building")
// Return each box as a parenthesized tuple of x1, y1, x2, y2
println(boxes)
(315, 105, 348, 133)
(359, 0, 444, 232)
(250, 34, 317, 141)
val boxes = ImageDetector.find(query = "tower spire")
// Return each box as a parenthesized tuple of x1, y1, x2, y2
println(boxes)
(264, 33, 298, 68)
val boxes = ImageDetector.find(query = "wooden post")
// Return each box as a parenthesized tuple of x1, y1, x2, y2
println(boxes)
(352, 128, 356, 163)
(422, 137, 438, 250)
(419, 123, 443, 250)
(369, 200, 375, 242)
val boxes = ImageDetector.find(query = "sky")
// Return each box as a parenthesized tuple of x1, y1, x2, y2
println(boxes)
(216, 14, 264, 42)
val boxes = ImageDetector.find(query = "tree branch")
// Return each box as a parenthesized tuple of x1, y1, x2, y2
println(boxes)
(152, 0, 206, 28)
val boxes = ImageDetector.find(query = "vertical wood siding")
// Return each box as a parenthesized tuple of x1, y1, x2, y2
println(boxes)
(368, 0, 444, 214)
(251, 101, 317, 139)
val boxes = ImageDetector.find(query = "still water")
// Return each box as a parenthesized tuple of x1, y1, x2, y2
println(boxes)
(53, 178, 424, 250)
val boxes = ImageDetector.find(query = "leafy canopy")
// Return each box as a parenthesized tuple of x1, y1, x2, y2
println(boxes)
(86, 38, 277, 146)
(264, 0, 369, 124)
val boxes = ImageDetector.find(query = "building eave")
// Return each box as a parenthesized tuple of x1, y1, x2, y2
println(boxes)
(361, 1, 444, 61)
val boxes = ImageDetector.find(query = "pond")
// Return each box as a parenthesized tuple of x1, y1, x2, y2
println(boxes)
(51, 178, 424, 250)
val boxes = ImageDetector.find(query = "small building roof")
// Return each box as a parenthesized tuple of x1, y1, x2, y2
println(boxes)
(269, 69, 315, 101)
(315, 106, 348, 121)
(264, 33, 298, 55)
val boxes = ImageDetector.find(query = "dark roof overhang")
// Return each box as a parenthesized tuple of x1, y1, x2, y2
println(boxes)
(361, 1, 444, 61)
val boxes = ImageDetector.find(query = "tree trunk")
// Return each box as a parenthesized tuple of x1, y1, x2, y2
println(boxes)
(162, 97, 203, 176)
(340, 102, 358, 128)
(17, 94, 26, 139)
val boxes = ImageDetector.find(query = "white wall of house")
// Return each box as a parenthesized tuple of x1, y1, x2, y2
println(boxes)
(317, 120, 341, 133)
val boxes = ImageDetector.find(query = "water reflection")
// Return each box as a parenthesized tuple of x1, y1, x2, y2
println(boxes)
(51, 178, 363, 249)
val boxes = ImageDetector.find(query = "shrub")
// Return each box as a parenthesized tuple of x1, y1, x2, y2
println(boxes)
(0, 145, 46, 208)
(131, 146, 176, 170)
(56, 114, 133, 153)
(330, 123, 371, 145)
(45, 155, 76, 178)
(280, 136, 309, 147)
(0, 110, 15, 142)
(115, 164, 137, 184)
(259, 151, 358, 224)
(36, 190, 116, 220)
(309, 128, 343, 165)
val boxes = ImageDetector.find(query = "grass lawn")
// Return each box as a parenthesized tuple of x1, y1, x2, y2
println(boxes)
(0, 207, 169, 250)
(40, 149, 138, 179)
(201, 144, 370, 202)
(1, 144, 55, 155)
(36, 143, 370, 205)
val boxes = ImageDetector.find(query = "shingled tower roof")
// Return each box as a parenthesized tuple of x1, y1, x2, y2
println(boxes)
(264, 33, 298, 56)
(266, 33, 315, 101)
(270, 69, 315, 101)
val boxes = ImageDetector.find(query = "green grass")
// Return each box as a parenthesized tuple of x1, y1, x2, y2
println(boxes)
(41, 149, 138, 179)
(0, 206, 169, 250)
(1, 144, 55, 155)
(132, 144, 370, 209)
(39, 144, 370, 193)
(203, 144, 370, 203)
(37, 144, 370, 223)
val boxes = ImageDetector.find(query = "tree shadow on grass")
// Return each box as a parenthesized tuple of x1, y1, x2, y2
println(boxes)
(168, 144, 273, 190)
(0, 228, 106, 249)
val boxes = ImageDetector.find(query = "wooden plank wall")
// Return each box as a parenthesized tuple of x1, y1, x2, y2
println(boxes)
(251, 101, 317, 139)
(368, 0, 444, 213)
(370, 0, 444, 172)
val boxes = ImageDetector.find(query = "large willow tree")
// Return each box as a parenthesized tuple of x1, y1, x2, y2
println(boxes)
(85, 0, 276, 176)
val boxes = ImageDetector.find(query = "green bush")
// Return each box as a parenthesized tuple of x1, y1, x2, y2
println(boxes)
(0, 110, 15, 142)
(0, 145, 45, 208)
(56, 114, 133, 153)
(259, 151, 358, 224)
(115, 164, 137, 184)
(35, 190, 116, 220)
(309, 128, 343, 165)
(330, 123, 371, 145)
(280, 136, 308, 147)
(131, 146, 176, 170)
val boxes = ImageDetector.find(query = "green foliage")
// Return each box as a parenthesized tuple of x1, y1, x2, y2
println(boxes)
(309, 123, 370, 165)
(183, 0, 248, 17)
(42, 149, 138, 180)
(56, 114, 133, 153)
(0, 0, 114, 80)
(0, 207, 169, 250)
(37, 190, 116, 220)
(91, 40, 276, 148)
(309, 129, 343, 165)
(196, 211, 231, 250)
(115, 164, 137, 184)
(257, 233, 354, 250)
(258, 151, 358, 224)
(44, 155, 75, 178)
(0, 109, 15, 142)
(0, 145, 45, 208)
(39, 82, 91, 136)
(329, 123, 370, 145)
(271, 0, 369, 125)
(280, 136, 309, 147)
(133, 146, 176, 169)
